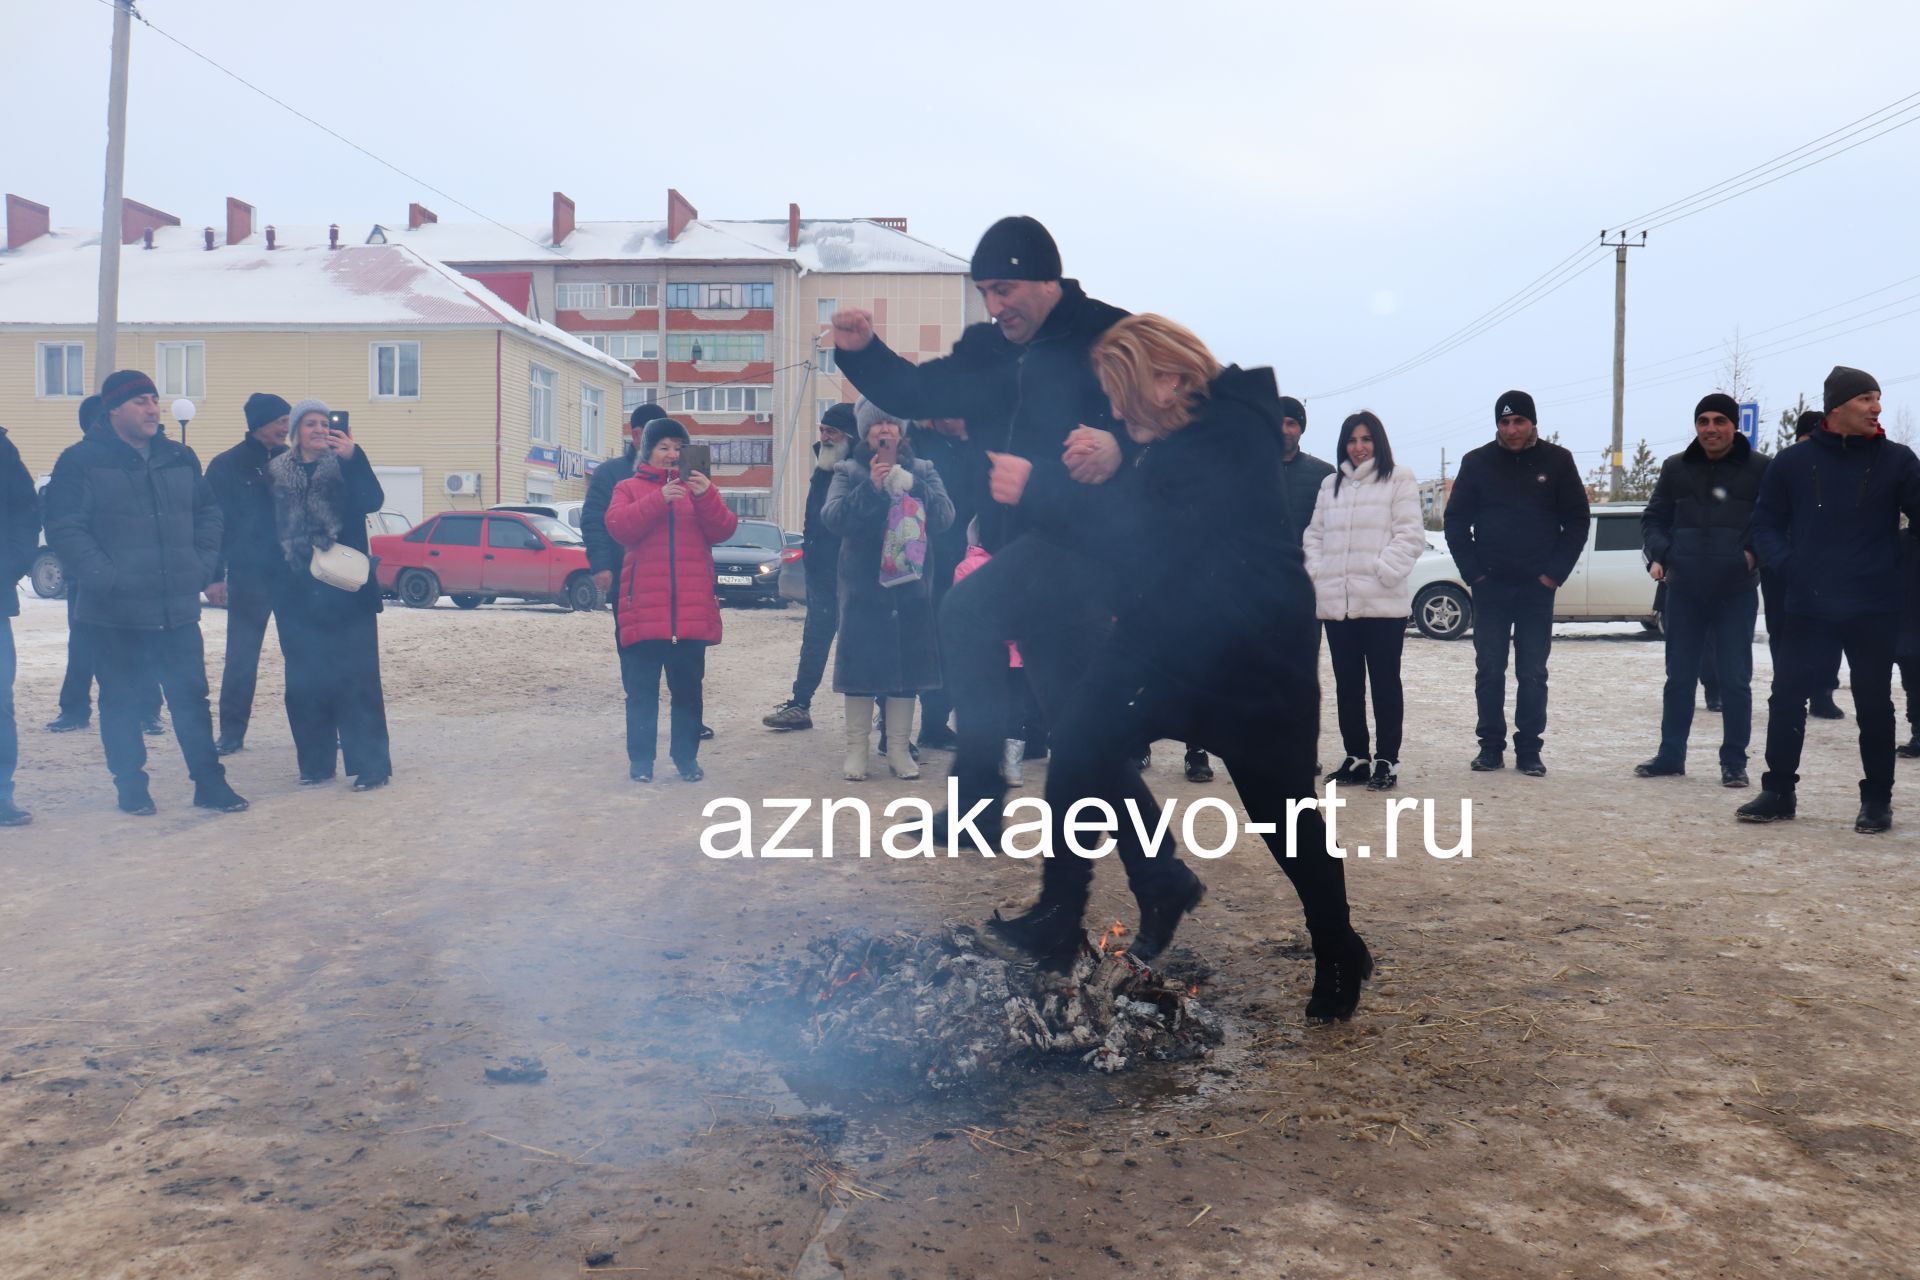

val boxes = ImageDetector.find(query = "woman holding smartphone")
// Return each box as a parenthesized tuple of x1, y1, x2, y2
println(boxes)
(268, 400, 392, 789)
(822, 399, 954, 781)
(1303, 412, 1425, 791)
(604, 415, 736, 782)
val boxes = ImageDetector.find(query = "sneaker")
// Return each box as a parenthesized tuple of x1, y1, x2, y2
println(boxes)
(45, 712, 90, 733)
(917, 722, 959, 751)
(1736, 790, 1796, 823)
(1808, 695, 1846, 720)
(1469, 749, 1504, 772)
(1721, 765, 1750, 788)
(1897, 735, 1920, 759)
(142, 716, 166, 737)
(1365, 759, 1399, 791)
(352, 773, 391, 792)
(1516, 753, 1548, 778)
(1855, 798, 1892, 834)
(117, 789, 157, 816)
(1131, 877, 1206, 967)
(0, 802, 32, 827)
(214, 735, 245, 757)
(762, 700, 813, 731)
(629, 763, 653, 783)
(982, 901, 1082, 969)
(1184, 749, 1214, 783)
(698, 724, 715, 741)
(1633, 757, 1685, 778)
(1132, 747, 1151, 771)
(193, 782, 250, 814)
(1324, 755, 1370, 784)
(677, 762, 705, 783)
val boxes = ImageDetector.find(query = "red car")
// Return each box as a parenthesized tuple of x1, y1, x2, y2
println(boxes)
(372, 511, 599, 611)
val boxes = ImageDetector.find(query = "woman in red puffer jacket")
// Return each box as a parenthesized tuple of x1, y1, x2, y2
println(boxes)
(604, 418, 737, 784)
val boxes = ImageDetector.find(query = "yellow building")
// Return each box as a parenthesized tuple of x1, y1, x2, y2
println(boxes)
(0, 200, 634, 523)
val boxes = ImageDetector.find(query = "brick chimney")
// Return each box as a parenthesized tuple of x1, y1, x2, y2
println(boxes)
(552, 191, 576, 246)
(121, 199, 180, 245)
(788, 202, 801, 251)
(226, 197, 254, 245)
(667, 188, 697, 241)
(408, 202, 438, 230)
(5, 194, 50, 250)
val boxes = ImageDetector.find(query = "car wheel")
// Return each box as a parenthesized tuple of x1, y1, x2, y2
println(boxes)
(564, 574, 599, 612)
(397, 569, 440, 609)
(1413, 583, 1472, 641)
(451, 594, 483, 610)
(29, 549, 66, 600)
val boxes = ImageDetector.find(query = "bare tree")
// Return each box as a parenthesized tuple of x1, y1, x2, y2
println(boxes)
(1718, 326, 1761, 406)
(1890, 405, 1917, 448)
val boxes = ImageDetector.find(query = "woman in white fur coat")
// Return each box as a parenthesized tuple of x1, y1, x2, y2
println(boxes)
(1303, 412, 1426, 790)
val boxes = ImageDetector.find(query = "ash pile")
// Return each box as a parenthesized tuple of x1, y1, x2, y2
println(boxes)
(777, 924, 1223, 1088)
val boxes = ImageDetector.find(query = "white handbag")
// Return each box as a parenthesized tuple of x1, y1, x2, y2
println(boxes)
(309, 542, 371, 593)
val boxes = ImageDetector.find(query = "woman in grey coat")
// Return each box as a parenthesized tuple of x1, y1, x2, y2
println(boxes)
(822, 399, 954, 780)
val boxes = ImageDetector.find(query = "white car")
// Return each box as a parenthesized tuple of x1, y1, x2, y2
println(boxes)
(490, 501, 586, 533)
(1407, 503, 1660, 640)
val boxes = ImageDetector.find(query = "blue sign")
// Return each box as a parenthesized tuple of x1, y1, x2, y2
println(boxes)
(1738, 402, 1760, 443)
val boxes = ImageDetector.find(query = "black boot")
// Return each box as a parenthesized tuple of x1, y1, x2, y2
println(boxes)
(1808, 693, 1846, 720)
(1897, 734, 1920, 759)
(1856, 796, 1893, 834)
(1736, 790, 1796, 823)
(1469, 748, 1504, 772)
(983, 900, 1082, 969)
(1305, 928, 1373, 1024)
(1183, 748, 1214, 783)
(1131, 876, 1206, 967)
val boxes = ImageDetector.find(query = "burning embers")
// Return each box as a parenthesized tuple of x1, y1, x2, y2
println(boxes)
(773, 925, 1223, 1088)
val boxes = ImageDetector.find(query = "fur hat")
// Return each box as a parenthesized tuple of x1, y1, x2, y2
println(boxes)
(640, 415, 690, 460)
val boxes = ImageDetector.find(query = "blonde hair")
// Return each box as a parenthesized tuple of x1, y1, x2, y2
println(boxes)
(1090, 314, 1223, 438)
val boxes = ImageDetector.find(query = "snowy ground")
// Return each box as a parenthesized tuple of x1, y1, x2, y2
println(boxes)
(0, 593, 1914, 1278)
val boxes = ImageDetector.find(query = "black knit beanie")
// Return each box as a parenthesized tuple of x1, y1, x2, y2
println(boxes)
(1277, 396, 1307, 428)
(244, 392, 291, 434)
(1495, 390, 1537, 425)
(1822, 365, 1880, 412)
(969, 216, 1062, 282)
(1795, 410, 1825, 439)
(77, 395, 103, 435)
(1693, 392, 1740, 422)
(100, 369, 158, 412)
(640, 416, 690, 460)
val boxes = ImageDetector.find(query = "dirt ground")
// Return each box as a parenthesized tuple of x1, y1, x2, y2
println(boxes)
(0, 593, 1915, 1279)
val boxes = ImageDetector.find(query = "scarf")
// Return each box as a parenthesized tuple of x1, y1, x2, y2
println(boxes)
(268, 448, 345, 572)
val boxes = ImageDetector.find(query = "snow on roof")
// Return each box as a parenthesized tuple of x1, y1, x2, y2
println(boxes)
(0, 224, 634, 381)
(395, 217, 970, 274)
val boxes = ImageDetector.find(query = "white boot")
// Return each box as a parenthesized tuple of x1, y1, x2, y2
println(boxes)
(843, 696, 872, 781)
(884, 697, 919, 779)
(1001, 738, 1025, 787)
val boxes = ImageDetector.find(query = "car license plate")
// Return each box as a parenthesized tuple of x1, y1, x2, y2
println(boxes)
(718, 574, 753, 586)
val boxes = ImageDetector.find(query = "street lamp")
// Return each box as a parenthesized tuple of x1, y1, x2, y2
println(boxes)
(171, 397, 195, 445)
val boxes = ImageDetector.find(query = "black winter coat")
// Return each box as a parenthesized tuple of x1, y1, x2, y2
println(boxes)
(1897, 526, 1920, 661)
(1095, 365, 1320, 758)
(267, 446, 386, 623)
(821, 441, 955, 696)
(1752, 428, 1920, 619)
(44, 428, 221, 630)
(1278, 451, 1335, 547)
(206, 435, 289, 582)
(1444, 436, 1591, 587)
(834, 279, 1129, 554)
(1641, 432, 1769, 598)
(581, 447, 636, 578)
(0, 429, 39, 619)
(801, 440, 846, 585)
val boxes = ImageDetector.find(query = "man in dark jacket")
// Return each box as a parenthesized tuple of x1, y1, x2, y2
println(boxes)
(904, 415, 990, 750)
(1635, 393, 1770, 786)
(0, 423, 40, 826)
(43, 369, 247, 816)
(1740, 366, 1920, 833)
(204, 392, 290, 754)
(763, 403, 856, 731)
(582, 402, 674, 601)
(1443, 390, 1591, 777)
(1760, 409, 1847, 720)
(1276, 395, 1335, 544)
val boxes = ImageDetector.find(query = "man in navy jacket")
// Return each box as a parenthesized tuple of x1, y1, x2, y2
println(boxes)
(1741, 366, 1920, 833)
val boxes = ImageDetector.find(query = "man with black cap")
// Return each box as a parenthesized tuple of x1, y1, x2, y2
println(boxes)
(204, 392, 291, 754)
(1741, 366, 1920, 833)
(764, 402, 857, 732)
(832, 216, 1208, 957)
(0, 417, 40, 826)
(44, 369, 247, 816)
(1759, 409, 1847, 720)
(1443, 390, 1590, 777)
(1635, 392, 1770, 786)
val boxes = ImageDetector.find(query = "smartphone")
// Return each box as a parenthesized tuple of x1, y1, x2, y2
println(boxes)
(678, 443, 712, 478)
(875, 437, 899, 467)
(328, 410, 351, 436)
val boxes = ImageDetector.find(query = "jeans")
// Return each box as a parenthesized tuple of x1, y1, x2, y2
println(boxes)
(1471, 579, 1554, 755)
(278, 608, 390, 780)
(1762, 612, 1898, 802)
(1656, 588, 1756, 770)
(1325, 616, 1407, 763)
(0, 616, 16, 806)
(621, 639, 707, 769)
(790, 569, 838, 708)
(218, 574, 275, 742)
(96, 624, 224, 797)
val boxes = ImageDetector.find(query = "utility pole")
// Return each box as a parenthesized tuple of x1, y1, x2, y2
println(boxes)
(95, 0, 135, 384)
(1602, 229, 1647, 501)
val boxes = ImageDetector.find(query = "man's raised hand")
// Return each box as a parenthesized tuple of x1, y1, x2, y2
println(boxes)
(830, 309, 875, 352)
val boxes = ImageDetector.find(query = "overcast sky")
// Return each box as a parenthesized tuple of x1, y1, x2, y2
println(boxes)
(8, 0, 1919, 480)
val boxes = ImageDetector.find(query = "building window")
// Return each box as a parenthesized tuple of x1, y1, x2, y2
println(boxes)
(526, 474, 555, 503)
(556, 282, 607, 310)
(706, 284, 734, 309)
(581, 385, 605, 455)
(724, 492, 771, 518)
(671, 385, 770, 415)
(697, 436, 772, 465)
(622, 386, 658, 416)
(817, 297, 837, 324)
(155, 341, 205, 400)
(370, 341, 421, 399)
(667, 333, 765, 363)
(817, 346, 837, 375)
(665, 282, 774, 310)
(529, 365, 556, 443)
(37, 342, 85, 398)
(607, 282, 656, 308)
(582, 333, 658, 361)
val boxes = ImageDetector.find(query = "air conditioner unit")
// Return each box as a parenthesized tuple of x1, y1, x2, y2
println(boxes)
(445, 472, 482, 496)
(754, 412, 772, 423)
